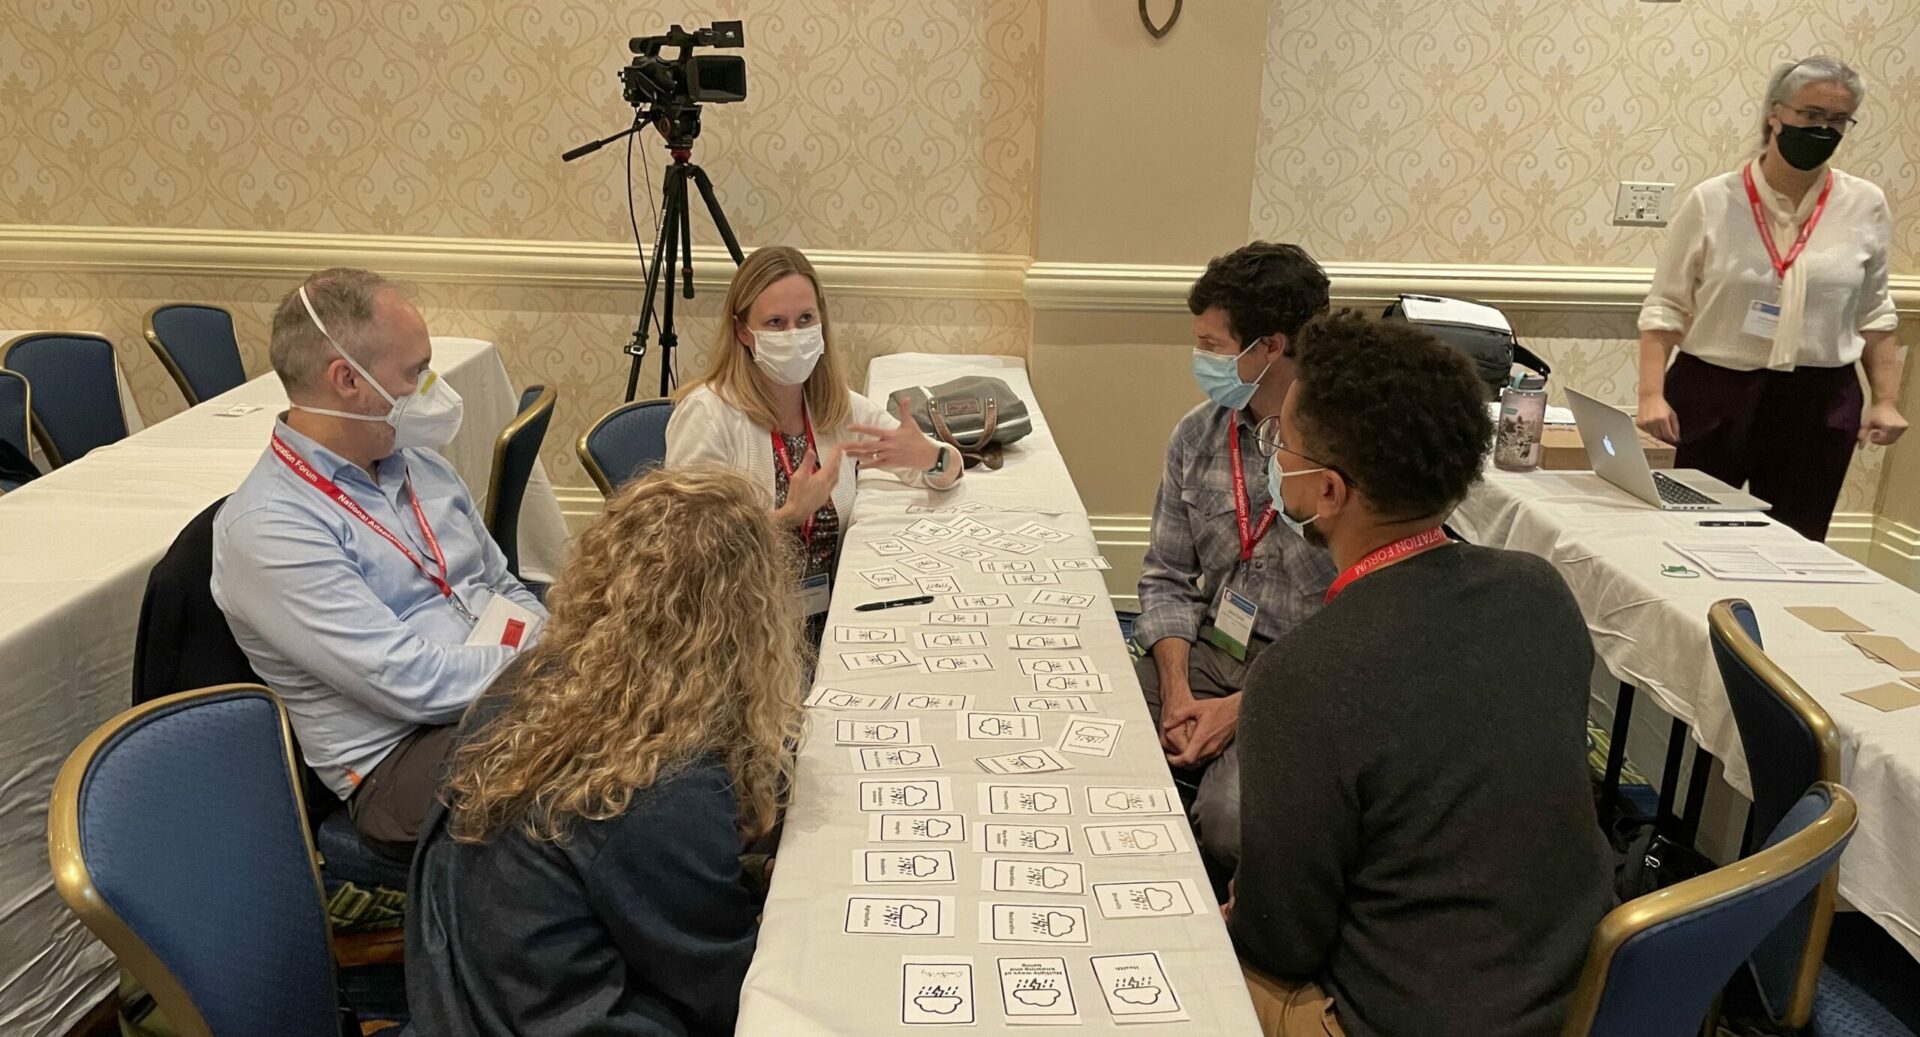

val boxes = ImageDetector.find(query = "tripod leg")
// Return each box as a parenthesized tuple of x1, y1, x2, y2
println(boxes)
(686, 164, 746, 264)
(627, 164, 682, 402)
(678, 181, 695, 299)
(656, 169, 685, 399)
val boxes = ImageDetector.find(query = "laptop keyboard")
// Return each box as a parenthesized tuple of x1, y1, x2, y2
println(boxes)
(1653, 471, 1718, 507)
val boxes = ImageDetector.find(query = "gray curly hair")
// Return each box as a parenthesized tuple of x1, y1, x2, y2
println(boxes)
(1759, 56, 1864, 148)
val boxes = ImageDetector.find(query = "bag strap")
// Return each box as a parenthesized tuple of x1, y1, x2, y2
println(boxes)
(927, 394, 1005, 470)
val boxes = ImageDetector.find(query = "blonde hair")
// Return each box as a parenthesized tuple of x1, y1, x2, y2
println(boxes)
(675, 245, 853, 432)
(443, 465, 807, 843)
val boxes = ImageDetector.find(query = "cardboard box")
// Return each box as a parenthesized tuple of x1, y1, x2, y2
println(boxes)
(1538, 425, 1675, 471)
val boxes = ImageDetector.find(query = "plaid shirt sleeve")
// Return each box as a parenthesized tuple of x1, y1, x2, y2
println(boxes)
(1134, 410, 1209, 648)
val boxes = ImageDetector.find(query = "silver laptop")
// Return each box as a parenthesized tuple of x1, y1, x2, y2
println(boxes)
(1563, 390, 1770, 512)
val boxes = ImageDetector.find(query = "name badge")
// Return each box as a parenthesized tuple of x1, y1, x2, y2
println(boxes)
(802, 572, 832, 618)
(463, 592, 545, 651)
(1742, 299, 1780, 342)
(1205, 586, 1259, 662)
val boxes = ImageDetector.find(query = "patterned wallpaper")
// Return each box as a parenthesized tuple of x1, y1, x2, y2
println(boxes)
(1250, 0, 1919, 515)
(0, 0, 1040, 253)
(0, 0, 1041, 487)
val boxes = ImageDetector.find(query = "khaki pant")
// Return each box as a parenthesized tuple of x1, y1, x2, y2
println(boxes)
(1134, 637, 1260, 866)
(1242, 965, 1346, 1037)
(348, 722, 459, 859)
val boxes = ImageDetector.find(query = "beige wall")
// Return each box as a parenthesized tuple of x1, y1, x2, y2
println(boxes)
(0, 0, 1042, 488)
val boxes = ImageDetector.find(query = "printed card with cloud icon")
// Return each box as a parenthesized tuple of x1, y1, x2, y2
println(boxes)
(871, 813, 968, 843)
(907, 519, 961, 541)
(979, 559, 1037, 574)
(1057, 716, 1125, 758)
(915, 575, 962, 596)
(1016, 611, 1080, 628)
(805, 687, 895, 711)
(926, 610, 990, 627)
(918, 629, 989, 651)
(902, 958, 976, 1025)
(938, 543, 995, 564)
(896, 692, 975, 711)
(859, 849, 958, 883)
(1002, 572, 1062, 586)
(1008, 632, 1082, 650)
(950, 592, 1011, 609)
(986, 859, 1086, 896)
(1083, 821, 1191, 856)
(982, 903, 1090, 946)
(897, 554, 957, 575)
(1090, 880, 1201, 919)
(845, 895, 954, 936)
(1018, 656, 1092, 676)
(1013, 694, 1096, 714)
(979, 783, 1073, 816)
(1090, 952, 1187, 1023)
(859, 566, 912, 589)
(976, 747, 1075, 775)
(924, 653, 995, 674)
(841, 648, 919, 672)
(976, 823, 1073, 855)
(834, 719, 919, 746)
(854, 745, 943, 772)
(1032, 673, 1108, 694)
(961, 712, 1043, 742)
(1011, 521, 1073, 544)
(868, 538, 912, 557)
(950, 516, 1001, 539)
(836, 625, 904, 644)
(997, 957, 1080, 1023)
(1086, 786, 1180, 815)
(983, 535, 1041, 555)
(1048, 556, 1113, 572)
(859, 778, 951, 813)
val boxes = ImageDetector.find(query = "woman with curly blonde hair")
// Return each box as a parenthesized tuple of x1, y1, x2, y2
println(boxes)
(405, 465, 806, 1036)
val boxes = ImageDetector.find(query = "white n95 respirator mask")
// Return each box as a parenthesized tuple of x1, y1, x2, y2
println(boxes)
(290, 285, 464, 450)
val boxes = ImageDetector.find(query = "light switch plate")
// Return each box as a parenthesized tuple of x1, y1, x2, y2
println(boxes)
(1614, 181, 1675, 226)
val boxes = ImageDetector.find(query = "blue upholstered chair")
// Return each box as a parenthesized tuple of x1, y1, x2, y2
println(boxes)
(0, 368, 32, 490)
(485, 384, 556, 579)
(48, 685, 347, 1037)
(1709, 600, 1918, 1036)
(578, 398, 674, 496)
(2, 332, 130, 467)
(145, 304, 248, 406)
(1561, 782, 1857, 1037)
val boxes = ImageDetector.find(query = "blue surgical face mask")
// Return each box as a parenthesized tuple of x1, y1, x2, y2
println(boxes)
(1267, 452, 1325, 538)
(1191, 338, 1271, 411)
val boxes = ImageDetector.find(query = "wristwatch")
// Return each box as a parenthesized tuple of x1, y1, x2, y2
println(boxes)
(925, 443, 950, 477)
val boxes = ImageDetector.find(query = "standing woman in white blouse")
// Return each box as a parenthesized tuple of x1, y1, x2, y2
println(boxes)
(1637, 56, 1906, 541)
(667, 245, 961, 629)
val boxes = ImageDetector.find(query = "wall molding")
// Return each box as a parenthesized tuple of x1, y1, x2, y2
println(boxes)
(0, 224, 1032, 300)
(1025, 260, 1920, 315)
(9, 224, 1918, 317)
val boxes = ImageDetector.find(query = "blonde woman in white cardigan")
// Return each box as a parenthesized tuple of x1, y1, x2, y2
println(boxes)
(667, 245, 961, 621)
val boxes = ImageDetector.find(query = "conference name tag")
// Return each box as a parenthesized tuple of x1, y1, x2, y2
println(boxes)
(1206, 586, 1259, 662)
(464, 593, 544, 651)
(1741, 299, 1780, 342)
(801, 572, 832, 618)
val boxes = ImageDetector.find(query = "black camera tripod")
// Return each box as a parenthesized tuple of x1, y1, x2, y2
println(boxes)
(565, 107, 745, 400)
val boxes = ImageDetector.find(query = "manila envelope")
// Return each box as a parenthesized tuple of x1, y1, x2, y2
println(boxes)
(1845, 682, 1920, 713)
(1843, 634, 1920, 671)
(1785, 606, 1871, 634)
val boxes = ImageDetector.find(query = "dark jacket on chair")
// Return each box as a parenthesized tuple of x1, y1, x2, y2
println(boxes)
(133, 496, 262, 705)
(407, 664, 764, 1036)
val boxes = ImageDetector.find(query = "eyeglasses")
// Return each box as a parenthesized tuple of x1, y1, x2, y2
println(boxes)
(1777, 103, 1858, 131)
(1252, 415, 1355, 487)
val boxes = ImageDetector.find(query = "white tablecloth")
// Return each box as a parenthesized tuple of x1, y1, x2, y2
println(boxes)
(735, 355, 1260, 1035)
(1454, 468, 1920, 959)
(0, 337, 568, 1037)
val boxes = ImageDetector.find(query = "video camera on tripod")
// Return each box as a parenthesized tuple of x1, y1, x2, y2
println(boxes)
(563, 20, 750, 401)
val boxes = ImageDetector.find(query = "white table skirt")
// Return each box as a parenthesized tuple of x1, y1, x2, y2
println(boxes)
(1454, 468, 1920, 960)
(0, 337, 567, 1037)
(733, 354, 1260, 1035)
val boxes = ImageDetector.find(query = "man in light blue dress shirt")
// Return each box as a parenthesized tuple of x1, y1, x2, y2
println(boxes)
(212, 267, 544, 856)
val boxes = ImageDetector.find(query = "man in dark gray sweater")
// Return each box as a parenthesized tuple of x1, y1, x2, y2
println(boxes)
(1230, 312, 1613, 1037)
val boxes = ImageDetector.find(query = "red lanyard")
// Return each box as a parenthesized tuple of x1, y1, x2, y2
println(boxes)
(1743, 164, 1833, 281)
(1228, 422, 1278, 563)
(1324, 527, 1450, 604)
(770, 412, 822, 545)
(271, 434, 472, 621)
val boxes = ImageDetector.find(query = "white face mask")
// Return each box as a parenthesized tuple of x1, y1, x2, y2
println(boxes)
(750, 324, 825, 386)
(291, 285, 464, 451)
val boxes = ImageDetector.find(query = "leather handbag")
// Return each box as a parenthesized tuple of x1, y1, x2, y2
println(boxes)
(889, 377, 1032, 471)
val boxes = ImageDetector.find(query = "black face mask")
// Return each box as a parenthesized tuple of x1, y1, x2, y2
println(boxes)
(1775, 123, 1843, 171)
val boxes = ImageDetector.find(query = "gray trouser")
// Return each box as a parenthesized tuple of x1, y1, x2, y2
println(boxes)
(1134, 636, 1254, 868)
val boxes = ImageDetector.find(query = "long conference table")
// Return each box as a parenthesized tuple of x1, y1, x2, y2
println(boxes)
(1453, 469, 1920, 960)
(738, 355, 1259, 1033)
(0, 337, 568, 1037)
